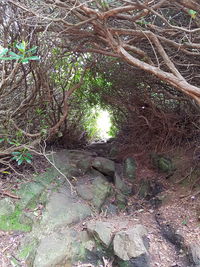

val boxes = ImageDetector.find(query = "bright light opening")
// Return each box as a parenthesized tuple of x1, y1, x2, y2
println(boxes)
(96, 110, 112, 140)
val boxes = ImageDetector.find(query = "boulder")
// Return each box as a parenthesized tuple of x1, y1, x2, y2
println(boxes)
(113, 224, 149, 261)
(123, 157, 137, 181)
(40, 185, 92, 232)
(114, 164, 132, 195)
(151, 153, 175, 174)
(92, 176, 112, 210)
(87, 221, 114, 247)
(76, 156, 93, 174)
(91, 157, 115, 177)
(76, 183, 93, 201)
(33, 230, 76, 267)
(116, 192, 127, 210)
(138, 179, 163, 200)
(18, 182, 45, 209)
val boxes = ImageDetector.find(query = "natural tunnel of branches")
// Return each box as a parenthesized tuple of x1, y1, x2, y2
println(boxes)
(0, 0, 200, 171)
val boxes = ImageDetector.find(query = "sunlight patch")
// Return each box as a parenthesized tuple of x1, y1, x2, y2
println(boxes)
(96, 110, 112, 140)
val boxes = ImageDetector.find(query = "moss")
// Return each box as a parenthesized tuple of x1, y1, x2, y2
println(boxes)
(0, 207, 31, 232)
(18, 244, 34, 259)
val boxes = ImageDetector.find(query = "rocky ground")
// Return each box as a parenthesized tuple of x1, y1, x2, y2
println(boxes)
(0, 141, 200, 267)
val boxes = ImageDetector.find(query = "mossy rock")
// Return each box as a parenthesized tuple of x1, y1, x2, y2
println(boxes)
(92, 177, 112, 210)
(0, 206, 31, 232)
(18, 237, 39, 261)
(116, 193, 127, 210)
(18, 181, 45, 209)
(0, 198, 15, 216)
(151, 153, 175, 174)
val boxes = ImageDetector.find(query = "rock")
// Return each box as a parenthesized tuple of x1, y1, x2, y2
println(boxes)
(138, 179, 163, 200)
(116, 192, 127, 210)
(87, 221, 114, 247)
(151, 153, 175, 174)
(40, 185, 92, 232)
(101, 202, 118, 215)
(115, 164, 132, 195)
(92, 176, 112, 210)
(33, 168, 61, 186)
(113, 224, 149, 261)
(138, 180, 151, 199)
(76, 156, 93, 174)
(33, 230, 76, 267)
(91, 157, 115, 177)
(0, 198, 15, 216)
(47, 149, 83, 177)
(109, 145, 119, 158)
(76, 183, 93, 201)
(188, 243, 200, 266)
(124, 157, 137, 181)
(18, 182, 45, 209)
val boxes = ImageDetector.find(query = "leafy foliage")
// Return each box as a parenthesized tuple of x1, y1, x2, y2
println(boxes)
(11, 150, 33, 165)
(0, 41, 39, 63)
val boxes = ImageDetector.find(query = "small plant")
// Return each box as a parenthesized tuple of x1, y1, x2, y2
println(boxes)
(0, 41, 40, 63)
(12, 149, 33, 165)
(188, 9, 197, 19)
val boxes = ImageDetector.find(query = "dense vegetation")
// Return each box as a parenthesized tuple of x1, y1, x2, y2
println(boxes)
(0, 0, 200, 170)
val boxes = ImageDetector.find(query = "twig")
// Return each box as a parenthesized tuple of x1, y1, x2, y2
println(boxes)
(41, 142, 75, 194)
(0, 190, 20, 199)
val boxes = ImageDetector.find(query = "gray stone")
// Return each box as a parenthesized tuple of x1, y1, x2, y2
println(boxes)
(92, 177, 112, 210)
(47, 150, 82, 177)
(91, 157, 115, 176)
(189, 243, 200, 266)
(76, 156, 93, 174)
(33, 230, 76, 267)
(0, 198, 15, 216)
(124, 157, 137, 181)
(33, 168, 60, 186)
(151, 153, 175, 174)
(109, 144, 119, 158)
(113, 224, 148, 261)
(76, 183, 93, 201)
(40, 186, 92, 232)
(116, 192, 127, 210)
(115, 164, 132, 195)
(87, 221, 114, 247)
(138, 180, 151, 199)
(18, 182, 45, 209)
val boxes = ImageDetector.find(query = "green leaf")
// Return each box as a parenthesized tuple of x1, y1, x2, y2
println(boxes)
(25, 153, 33, 158)
(17, 158, 24, 165)
(188, 9, 197, 19)
(21, 58, 29, 63)
(0, 57, 20, 60)
(26, 46, 38, 53)
(11, 151, 21, 155)
(0, 48, 8, 56)
(25, 158, 32, 164)
(16, 42, 26, 52)
(0, 138, 5, 143)
(8, 52, 21, 58)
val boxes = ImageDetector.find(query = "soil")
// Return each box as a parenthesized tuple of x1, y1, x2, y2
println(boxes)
(0, 146, 200, 267)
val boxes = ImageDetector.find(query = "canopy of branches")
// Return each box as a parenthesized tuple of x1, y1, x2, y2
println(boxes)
(0, 0, 200, 166)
